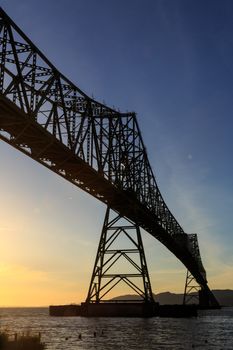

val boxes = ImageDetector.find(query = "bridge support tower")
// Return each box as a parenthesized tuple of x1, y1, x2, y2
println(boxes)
(183, 269, 219, 309)
(84, 207, 155, 316)
(183, 270, 200, 305)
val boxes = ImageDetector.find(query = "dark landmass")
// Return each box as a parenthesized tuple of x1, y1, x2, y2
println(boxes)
(111, 289, 233, 306)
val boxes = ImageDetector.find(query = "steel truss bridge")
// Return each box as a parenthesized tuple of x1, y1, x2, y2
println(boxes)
(0, 8, 219, 307)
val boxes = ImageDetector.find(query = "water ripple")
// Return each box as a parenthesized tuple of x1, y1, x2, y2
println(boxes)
(0, 307, 233, 349)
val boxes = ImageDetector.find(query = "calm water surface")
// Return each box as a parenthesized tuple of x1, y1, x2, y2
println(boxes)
(0, 307, 232, 349)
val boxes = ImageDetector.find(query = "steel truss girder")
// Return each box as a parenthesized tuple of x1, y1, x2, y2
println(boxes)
(86, 207, 154, 303)
(0, 8, 219, 307)
(0, 7, 184, 237)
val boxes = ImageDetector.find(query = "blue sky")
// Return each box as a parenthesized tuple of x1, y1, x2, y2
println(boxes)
(0, 0, 232, 305)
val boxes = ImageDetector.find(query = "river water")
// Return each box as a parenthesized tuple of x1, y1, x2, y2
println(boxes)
(0, 307, 232, 349)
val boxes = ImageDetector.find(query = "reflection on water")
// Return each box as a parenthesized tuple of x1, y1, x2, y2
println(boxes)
(0, 307, 233, 349)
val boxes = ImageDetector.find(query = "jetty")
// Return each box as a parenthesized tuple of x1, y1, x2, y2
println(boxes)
(49, 302, 198, 318)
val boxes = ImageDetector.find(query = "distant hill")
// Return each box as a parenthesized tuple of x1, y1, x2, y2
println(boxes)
(154, 292, 183, 305)
(212, 290, 233, 306)
(111, 290, 233, 306)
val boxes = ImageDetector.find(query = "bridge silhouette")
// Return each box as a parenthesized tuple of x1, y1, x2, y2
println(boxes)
(0, 8, 219, 309)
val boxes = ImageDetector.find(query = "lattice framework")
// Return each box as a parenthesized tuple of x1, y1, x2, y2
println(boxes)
(86, 207, 154, 303)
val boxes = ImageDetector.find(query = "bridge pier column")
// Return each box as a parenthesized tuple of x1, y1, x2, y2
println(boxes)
(86, 207, 154, 304)
(198, 288, 210, 308)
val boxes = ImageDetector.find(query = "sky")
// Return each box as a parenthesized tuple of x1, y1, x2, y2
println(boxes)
(0, 0, 233, 306)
